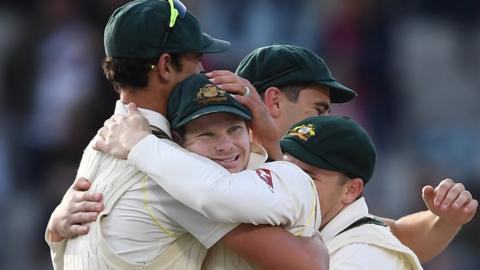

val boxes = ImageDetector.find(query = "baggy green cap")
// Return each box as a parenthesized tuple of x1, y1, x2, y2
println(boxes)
(104, 0, 230, 58)
(236, 44, 357, 103)
(280, 116, 376, 183)
(167, 74, 252, 129)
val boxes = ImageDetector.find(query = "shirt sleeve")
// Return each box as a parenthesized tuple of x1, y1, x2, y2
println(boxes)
(45, 229, 66, 270)
(128, 135, 311, 226)
(330, 243, 404, 270)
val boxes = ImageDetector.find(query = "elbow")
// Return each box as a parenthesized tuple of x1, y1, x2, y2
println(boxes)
(300, 247, 329, 270)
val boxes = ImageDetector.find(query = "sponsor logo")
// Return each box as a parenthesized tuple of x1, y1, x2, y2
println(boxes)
(256, 168, 274, 192)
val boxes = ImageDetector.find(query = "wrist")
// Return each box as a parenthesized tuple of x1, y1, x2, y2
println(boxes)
(432, 214, 462, 231)
(47, 219, 65, 242)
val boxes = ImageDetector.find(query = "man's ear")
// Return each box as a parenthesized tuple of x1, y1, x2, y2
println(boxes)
(342, 178, 364, 204)
(263, 87, 283, 118)
(156, 53, 174, 81)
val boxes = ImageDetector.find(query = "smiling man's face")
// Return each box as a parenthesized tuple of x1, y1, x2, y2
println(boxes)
(181, 113, 251, 173)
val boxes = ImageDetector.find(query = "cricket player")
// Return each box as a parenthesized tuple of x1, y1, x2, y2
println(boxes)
(45, 1, 327, 270)
(280, 115, 424, 269)
(206, 44, 478, 262)
(151, 73, 323, 269)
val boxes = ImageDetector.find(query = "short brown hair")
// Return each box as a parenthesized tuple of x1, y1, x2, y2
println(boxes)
(102, 53, 183, 91)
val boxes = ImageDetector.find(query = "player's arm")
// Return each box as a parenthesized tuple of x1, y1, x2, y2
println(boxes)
(206, 70, 283, 160)
(46, 178, 103, 242)
(379, 179, 477, 262)
(222, 224, 329, 270)
(94, 104, 307, 225)
(45, 178, 103, 270)
(128, 134, 302, 225)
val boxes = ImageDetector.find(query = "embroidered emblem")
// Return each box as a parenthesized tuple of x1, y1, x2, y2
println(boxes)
(196, 84, 227, 104)
(287, 124, 316, 141)
(256, 169, 274, 192)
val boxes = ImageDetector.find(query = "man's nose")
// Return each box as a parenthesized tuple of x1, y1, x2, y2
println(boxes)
(215, 135, 234, 152)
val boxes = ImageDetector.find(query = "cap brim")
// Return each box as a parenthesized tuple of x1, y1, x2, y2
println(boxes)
(197, 33, 231, 53)
(280, 138, 340, 172)
(318, 80, 357, 103)
(174, 105, 251, 129)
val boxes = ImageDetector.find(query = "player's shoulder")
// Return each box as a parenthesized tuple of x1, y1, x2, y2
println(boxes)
(332, 243, 401, 269)
(260, 161, 310, 180)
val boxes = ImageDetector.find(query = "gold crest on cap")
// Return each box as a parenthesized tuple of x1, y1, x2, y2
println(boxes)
(196, 84, 227, 104)
(287, 124, 316, 141)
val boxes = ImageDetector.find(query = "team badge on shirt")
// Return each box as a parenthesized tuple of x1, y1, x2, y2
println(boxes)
(256, 168, 274, 193)
(196, 84, 228, 104)
(287, 124, 316, 141)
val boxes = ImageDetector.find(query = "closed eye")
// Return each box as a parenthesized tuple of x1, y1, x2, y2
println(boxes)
(315, 103, 330, 115)
(198, 132, 214, 137)
(228, 125, 244, 133)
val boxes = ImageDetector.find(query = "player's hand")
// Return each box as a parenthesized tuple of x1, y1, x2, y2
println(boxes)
(206, 70, 283, 159)
(47, 177, 104, 242)
(93, 102, 151, 160)
(422, 178, 478, 226)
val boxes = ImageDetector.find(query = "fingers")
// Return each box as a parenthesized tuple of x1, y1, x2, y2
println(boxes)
(70, 223, 91, 236)
(205, 70, 261, 100)
(93, 134, 108, 152)
(218, 82, 251, 96)
(72, 177, 92, 191)
(104, 115, 126, 129)
(72, 189, 103, 204)
(69, 211, 99, 225)
(421, 185, 435, 209)
(463, 199, 478, 215)
(127, 102, 140, 115)
(232, 94, 258, 112)
(207, 74, 237, 86)
(205, 70, 233, 77)
(451, 190, 471, 209)
(104, 118, 116, 129)
(440, 182, 465, 211)
(433, 178, 454, 208)
(75, 201, 104, 213)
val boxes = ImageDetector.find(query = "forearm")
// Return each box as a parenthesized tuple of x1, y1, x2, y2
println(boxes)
(258, 140, 283, 161)
(223, 225, 328, 270)
(47, 223, 66, 242)
(388, 210, 461, 262)
(45, 226, 66, 270)
(252, 132, 283, 161)
(47, 206, 67, 242)
(129, 135, 295, 224)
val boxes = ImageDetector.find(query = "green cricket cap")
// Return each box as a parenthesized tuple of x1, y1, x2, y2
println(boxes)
(280, 116, 376, 183)
(104, 0, 230, 58)
(167, 74, 252, 129)
(236, 44, 357, 103)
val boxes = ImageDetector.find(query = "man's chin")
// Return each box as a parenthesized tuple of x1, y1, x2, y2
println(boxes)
(225, 161, 248, 173)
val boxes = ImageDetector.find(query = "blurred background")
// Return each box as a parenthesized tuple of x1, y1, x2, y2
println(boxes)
(0, 0, 479, 269)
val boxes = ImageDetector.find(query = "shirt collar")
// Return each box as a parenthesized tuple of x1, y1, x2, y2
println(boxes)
(247, 142, 269, 169)
(114, 100, 172, 139)
(320, 197, 369, 243)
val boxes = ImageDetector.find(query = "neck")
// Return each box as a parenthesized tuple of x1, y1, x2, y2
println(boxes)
(120, 87, 168, 115)
(319, 203, 349, 231)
